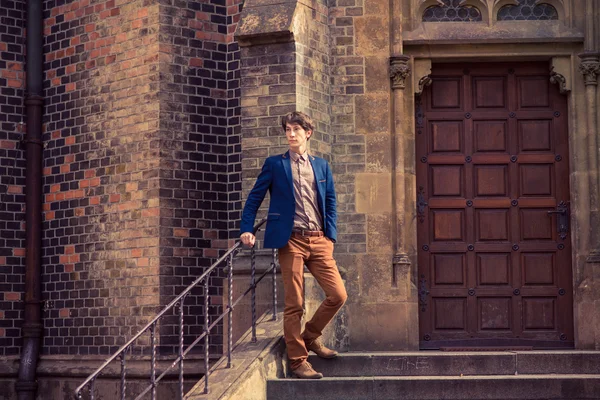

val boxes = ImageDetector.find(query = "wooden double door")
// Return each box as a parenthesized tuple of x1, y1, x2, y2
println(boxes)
(417, 62, 574, 349)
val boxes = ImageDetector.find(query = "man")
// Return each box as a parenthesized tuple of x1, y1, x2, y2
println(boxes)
(240, 111, 347, 379)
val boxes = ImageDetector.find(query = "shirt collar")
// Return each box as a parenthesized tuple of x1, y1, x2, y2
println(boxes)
(289, 150, 308, 163)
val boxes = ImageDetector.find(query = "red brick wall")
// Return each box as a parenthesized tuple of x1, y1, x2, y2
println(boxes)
(2, 0, 248, 358)
(155, 0, 244, 354)
(0, 0, 26, 357)
(42, 0, 162, 355)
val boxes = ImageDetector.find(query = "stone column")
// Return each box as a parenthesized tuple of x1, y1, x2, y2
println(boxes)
(579, 0, 600, 348)
(581, 55, 600, 256)
(580, 0, 600, 261)
(387, 0, 418, 349)
(389, 55, 412, 281)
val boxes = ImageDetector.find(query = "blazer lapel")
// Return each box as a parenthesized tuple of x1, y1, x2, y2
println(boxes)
(308, 155, 325, 210)
(281, 151, 294, 193)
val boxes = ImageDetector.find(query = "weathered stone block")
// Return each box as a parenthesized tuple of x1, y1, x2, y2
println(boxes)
(347, 302, 416, 350)
(355, 94, 390, 135)
(365, 56, 390, 93)
(354, 16, 389, 56)
(355, 173, 392, 213)
(366, 134, 392, 172)
(366, 215, 393, 254)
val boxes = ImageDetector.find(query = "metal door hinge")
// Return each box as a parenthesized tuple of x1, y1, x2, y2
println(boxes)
(417, 186, 428, 223)
(419, 276, 429, 312)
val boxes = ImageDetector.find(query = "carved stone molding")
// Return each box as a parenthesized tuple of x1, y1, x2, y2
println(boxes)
(550, 69, 568, 94)
(549, 56, 571, 94)
(392, 252, 411, 287)
(390, 55, 411, 90)
(578, 52, 600, 86)
(586, 249, 600, 264)
(418, 76, 433, 94)
(413, 58, 432, 95)
(393, 252, 411, 266)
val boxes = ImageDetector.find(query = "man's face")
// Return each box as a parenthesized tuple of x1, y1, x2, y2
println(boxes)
(285, 122, 312, 152)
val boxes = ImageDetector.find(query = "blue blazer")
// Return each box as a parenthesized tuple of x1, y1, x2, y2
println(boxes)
(240, 151, 337, 249)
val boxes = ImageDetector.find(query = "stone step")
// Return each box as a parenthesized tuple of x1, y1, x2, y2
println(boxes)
(267, 375, 600, 400)
(306, 351, 600, 377)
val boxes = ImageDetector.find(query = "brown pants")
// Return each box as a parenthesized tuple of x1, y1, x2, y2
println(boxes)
(278, 234, 347, 370)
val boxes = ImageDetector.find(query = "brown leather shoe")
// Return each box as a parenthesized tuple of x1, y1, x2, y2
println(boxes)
(303, 335, 338, 359)
(292, 362, 323, 379)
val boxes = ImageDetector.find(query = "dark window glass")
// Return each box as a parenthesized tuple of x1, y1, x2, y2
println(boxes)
(497, 0, 558, 21)
(423, 0, 482, 22)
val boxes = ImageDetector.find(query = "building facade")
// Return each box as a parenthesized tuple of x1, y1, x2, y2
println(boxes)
(1, 0, 600, 397)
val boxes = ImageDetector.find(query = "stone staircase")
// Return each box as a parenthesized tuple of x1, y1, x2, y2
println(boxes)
(266, 351, 600, 399)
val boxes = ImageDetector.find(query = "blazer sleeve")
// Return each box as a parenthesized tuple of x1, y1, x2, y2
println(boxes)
(240, 159, 272, 235)
(324, 161, 337, 241)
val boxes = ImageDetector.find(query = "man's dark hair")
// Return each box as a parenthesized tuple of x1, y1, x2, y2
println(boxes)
(281, 111, 315, 136)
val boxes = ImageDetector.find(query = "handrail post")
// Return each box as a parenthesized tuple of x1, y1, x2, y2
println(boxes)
(89, 378, 95, 400)
(150, 323, 157, 400)
(120, 347, 128, 400)
(179, 296, 186, 400)
(250, 246, 257, 343)
(272, 249, 278, 321)
(203, 279, 210, 394)
(227, 253, 234, 368)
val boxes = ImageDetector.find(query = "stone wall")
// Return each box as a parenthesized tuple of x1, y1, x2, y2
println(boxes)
(294, 0, 331, 159)
(240, 40, 297, 196)
(237, 0, 332, 230)
(330, 0, 416, 350)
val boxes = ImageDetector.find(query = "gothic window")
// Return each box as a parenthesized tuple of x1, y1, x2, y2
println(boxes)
(422, 0, 483, 22)
(497, 0, 558, 20)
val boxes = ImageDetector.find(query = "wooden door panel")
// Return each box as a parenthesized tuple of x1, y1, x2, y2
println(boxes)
(477, 253, 511, 286)
(517, 77, 550, 108)
(430, 165, 465, 196)
(519, 164, 554, 196)
(473, 120, 508, 152)
(474, 165, 509, 196)
(478, 297, 512, 331)
(520, 209, 554, 240)
(433, 298, 467, 330)
(430, 121, 464, 152)
(417, 62, 573, 349)
(518, 120, 553, 151)
(432, 253, 466, 286)
(522, 297, 556, 330)
(431, 209, 465, 242)
(472, 76, 508, 109)
(522, 252, 555, 285)
(475, 209, 510, 241)
(430, 78, 463, 109)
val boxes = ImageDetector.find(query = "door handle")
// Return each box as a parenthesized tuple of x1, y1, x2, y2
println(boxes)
(547, 201, 569, 240)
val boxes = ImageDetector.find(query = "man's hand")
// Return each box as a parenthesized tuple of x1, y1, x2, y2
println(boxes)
(240, 232, 256, 247)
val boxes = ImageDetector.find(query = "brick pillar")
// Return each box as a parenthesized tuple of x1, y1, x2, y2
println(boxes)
(41, 0, 163, 355)
(235, 0, 337, 350)
(236, 0, 331, 199)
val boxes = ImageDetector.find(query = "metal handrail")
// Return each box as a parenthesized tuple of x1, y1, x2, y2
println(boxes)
(74, 218, 278, 400)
